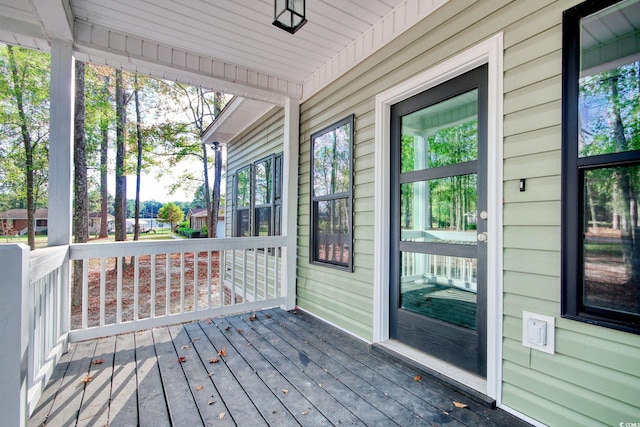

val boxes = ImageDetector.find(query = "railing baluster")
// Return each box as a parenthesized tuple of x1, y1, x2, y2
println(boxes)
(263, 248, 268, 301)
(117, 257, 123, 324)
(134, 255, 139, 321)
(165, 254, 171, 316)
(253, 247, 258, 301)
(180, 252, 185, 313)
(100, 258, 106, 326)
(275, 247, 280, 298)
(207, 251, 212, 309)
(82, 258, 89, 329)
(151, 254, 156, 318)
(193, 252, 198, 312)
(230, 250, 236, 306)
(242, 249, 247, 303)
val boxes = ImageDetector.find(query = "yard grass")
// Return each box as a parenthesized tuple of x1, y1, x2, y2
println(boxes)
(2, 227, 176, 249)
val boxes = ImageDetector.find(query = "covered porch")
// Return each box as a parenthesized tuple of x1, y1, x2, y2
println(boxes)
(28, 308, 527, 426)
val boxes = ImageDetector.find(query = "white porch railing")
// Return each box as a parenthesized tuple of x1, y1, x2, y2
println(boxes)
(0, 236, 288, 426)
(68, 236, 287, 342)
(0, 244, 70, 426)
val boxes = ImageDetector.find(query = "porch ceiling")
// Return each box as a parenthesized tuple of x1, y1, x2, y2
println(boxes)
(2, 0, 448, 104)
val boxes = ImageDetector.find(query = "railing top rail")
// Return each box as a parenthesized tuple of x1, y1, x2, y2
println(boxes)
(69, 235, 287, 259)
(29, 245, 69, 283)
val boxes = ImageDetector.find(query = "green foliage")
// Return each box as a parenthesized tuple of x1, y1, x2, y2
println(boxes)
(157, 202, 184, 229)
(0, 44, 50, 208)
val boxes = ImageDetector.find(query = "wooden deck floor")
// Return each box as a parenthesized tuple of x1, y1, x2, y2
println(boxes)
(29, 309, 530, 426)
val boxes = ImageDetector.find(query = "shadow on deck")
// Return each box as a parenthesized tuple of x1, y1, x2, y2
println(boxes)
(29, 309, 530, 426)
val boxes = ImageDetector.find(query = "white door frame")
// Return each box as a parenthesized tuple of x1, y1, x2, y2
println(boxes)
(372, 33, 504, 402)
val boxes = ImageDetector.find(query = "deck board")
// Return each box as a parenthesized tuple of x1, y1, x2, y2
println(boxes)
(111, 333, 140, 426)
(134, 329, 169, 427)
(153, 326, 202, 425)
(29, 309, 532, 427)
(77, 336, 116, 426)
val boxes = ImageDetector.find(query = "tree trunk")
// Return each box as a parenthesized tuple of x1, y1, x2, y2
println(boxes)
(115, 69, 127, 242)
(7, 45, 36, 250)
(133, 74, 143, 241)
(72, 61, 89, 306)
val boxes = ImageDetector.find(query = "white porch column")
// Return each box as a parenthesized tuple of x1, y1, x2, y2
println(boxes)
(0, 244, 30, 427)
(48, 40, 74, 247)
(281, 97, 300, 310)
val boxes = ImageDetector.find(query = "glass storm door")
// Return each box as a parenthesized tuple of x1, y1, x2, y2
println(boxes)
(390, 65, 488, 376)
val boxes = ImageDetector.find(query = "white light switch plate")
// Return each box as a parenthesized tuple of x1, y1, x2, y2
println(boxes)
(522, 311, 555, 354)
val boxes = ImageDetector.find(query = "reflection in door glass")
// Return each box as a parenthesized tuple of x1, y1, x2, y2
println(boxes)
(400, 251, 477, 329)
(400, 176, 477, 244)
(401, 90, 478, 173)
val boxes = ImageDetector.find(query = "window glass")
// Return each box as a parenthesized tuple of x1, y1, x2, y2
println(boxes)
(310, 115, 354, 270)
(236, 167, 250, 207)
(401, 90, 478, 172)
(583, 165, 640, 315)
(255, 158, 273, 206)
(237, 209, 250, 237)
(400, 176, 477, 244)
(562, 0, 640, 332)
(313, 121, 351, 197)
(313, 198, 350, 266)
(255, 206, 272, 236)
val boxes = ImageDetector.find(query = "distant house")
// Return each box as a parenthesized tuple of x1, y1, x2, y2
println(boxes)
(0, 208, 48, 235)
(88, 212, 114, 235)
(187, 208, 225, 237)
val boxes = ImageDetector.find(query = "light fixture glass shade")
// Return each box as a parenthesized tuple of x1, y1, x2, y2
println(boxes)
(273, 0, 307, 34)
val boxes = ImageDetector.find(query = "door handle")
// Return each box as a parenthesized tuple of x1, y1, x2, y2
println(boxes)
(477, 232, 488, 242)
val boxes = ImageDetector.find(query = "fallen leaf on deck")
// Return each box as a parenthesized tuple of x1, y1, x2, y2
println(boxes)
(302, 411, 309, 415)
(80, 376, 93, 383)
(249, 313, 257, 321)
(208, 399, 216, 405)
(224, 326, 230, 331)
(414, 375, 422, 382)
(236, 328, 244, 334)
(92, 359, 104, 365)
(178, 356, 186, 363)
(282, 389, 289, 394)
(195, 385, 203, 391)
(453, 401, 468, 409)
(209, 357, 219, 363)
(219, 412, 225, 420)
(205, 319, 212, 324)
(182, 345, 190, 350)
(218, 348, 227, 357)
(264, 314, 271, 319)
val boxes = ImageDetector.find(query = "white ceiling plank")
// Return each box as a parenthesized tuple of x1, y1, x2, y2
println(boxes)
(30, 0, 73, 41)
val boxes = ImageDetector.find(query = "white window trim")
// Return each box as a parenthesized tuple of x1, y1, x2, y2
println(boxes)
(373, 33, 504, 402)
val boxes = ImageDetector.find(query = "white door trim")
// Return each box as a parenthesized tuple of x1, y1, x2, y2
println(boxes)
(373, 33, 504, 402)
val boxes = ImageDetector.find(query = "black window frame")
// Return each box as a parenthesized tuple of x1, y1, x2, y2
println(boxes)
(310, 114, 354, 271)
(561, 0, 640, 334)
(233, 153, 282, 238)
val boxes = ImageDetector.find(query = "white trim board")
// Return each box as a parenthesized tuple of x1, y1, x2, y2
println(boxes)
(373, 32, 504, 402)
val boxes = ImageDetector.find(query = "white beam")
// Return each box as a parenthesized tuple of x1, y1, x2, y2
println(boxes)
(73, 21, 301, 105)
(281, 98, 300, 310)
(48, 40, 74, 246)
(30, 0, 73, 42)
